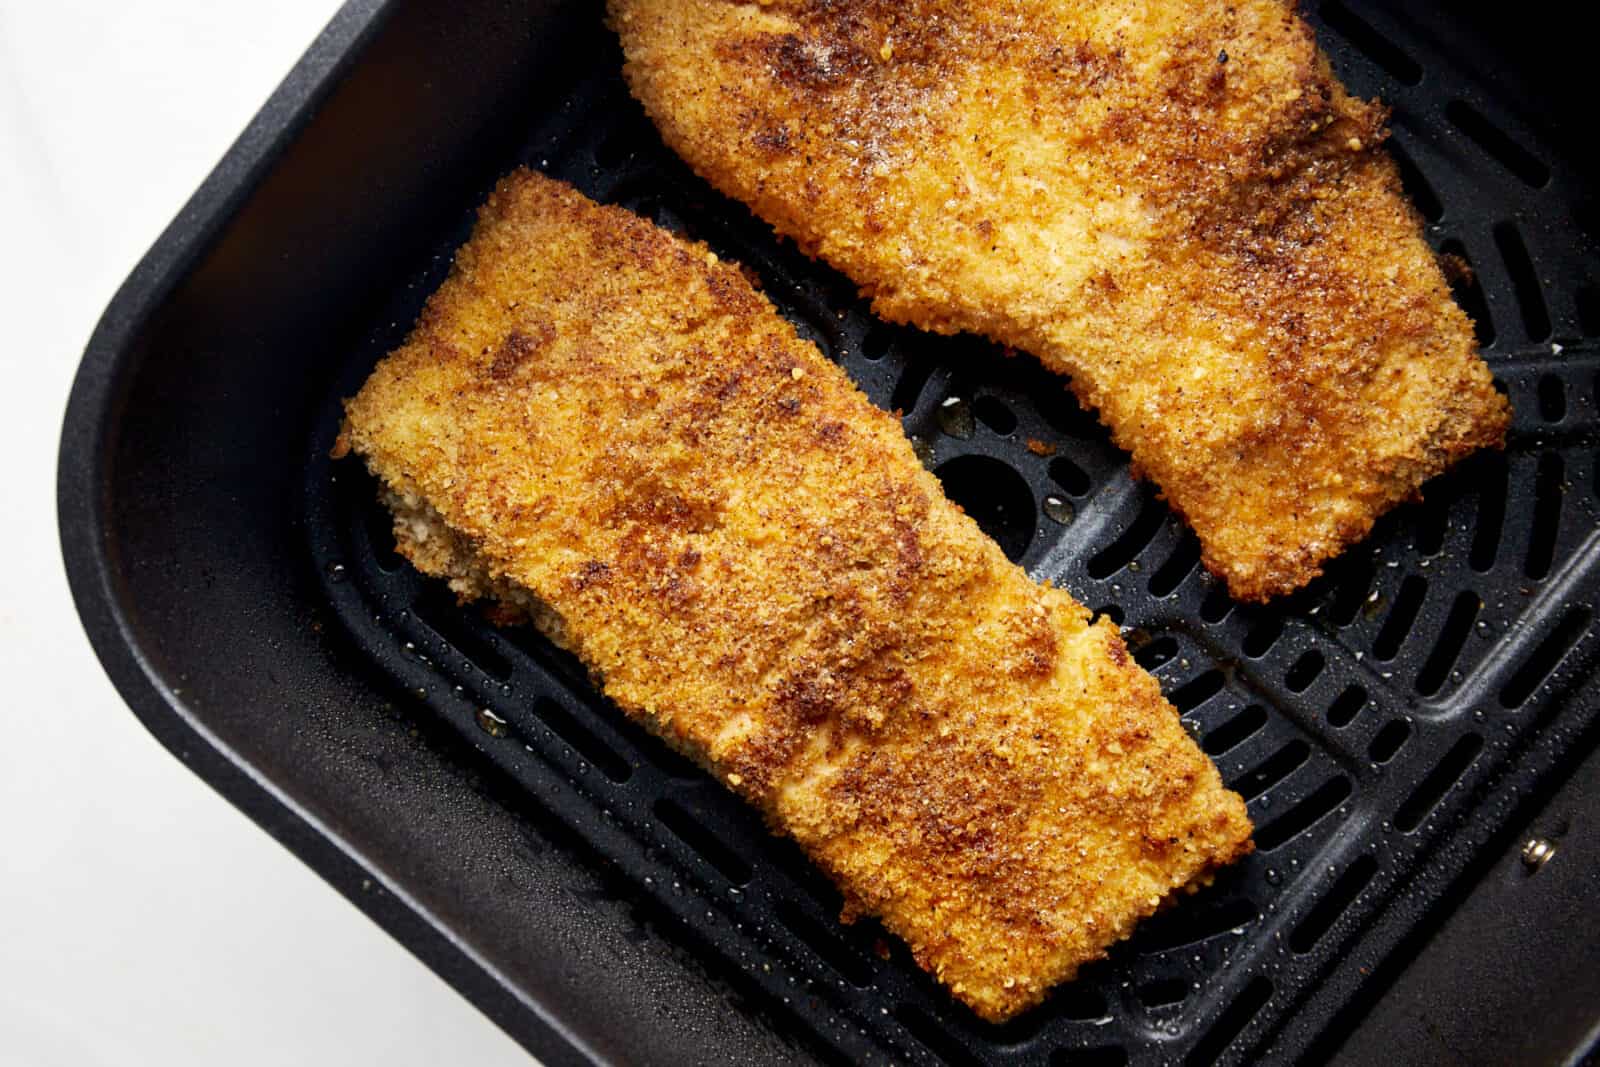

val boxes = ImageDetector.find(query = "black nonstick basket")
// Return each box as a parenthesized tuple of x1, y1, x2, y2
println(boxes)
(58, 2, 1600, 1064)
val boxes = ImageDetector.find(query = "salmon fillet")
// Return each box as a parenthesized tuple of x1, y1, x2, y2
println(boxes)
(339, 170, 1252, 1022)
(609, 0, 1511, 601)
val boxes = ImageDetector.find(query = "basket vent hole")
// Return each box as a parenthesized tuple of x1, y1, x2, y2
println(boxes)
(1132, 896, 1257, 954)
(1055, 987, 1114, 1022)
(1500, 606, 1593, 708)
(1137, 978, 1191, 1009)
(1525, 452, 1564, 581)
(972, 395, 1017, 435)
(1186, 977, 1272, 1067)
(1149, 534, 1202, 598)
(1326, 557, 1377, 625)
(1374, 575, 1427, 661)
(1469, 452, 1509, 572)
(643, 739, 704, 782)
(1169, 670, 1226, 714)
(536, 698, 633, 784)
(1048, 455, 1093, 497)
(1368, 719, 1412, 764)
(1578, 283, 1600, 337)
(1395, 734, 1484, 833)
(1230, 740, 1312, 802)
(895, 1004, 982, 1067)
(1205, 704, 1268, 755)
(934, 455, 1035, 562)
(1037, 386, 1104, 439)
(1288, 854, 1378, 954)
(861, 321, 894, 361)
(1200, 582, 1235, 623)
(1285, 650, 1325, 693)
(891, 359, 936, 415)
(1087, 497, 1167, 578)
(1538, 374, 1567, 423)
(412, 590, 513, 682)
(968, 997, 1065, 1051)
(1445, 100, 1551, 188)
(1133, 635, 1180, 671)
(502, 625, 592, 691)
(1318, 1, 1422, 85)
(1494, 222, 1552, 342)
(1241, 614, 1286, 658)
(1327, 684, 1368, 727)
(1413, 493, 1451, 557)
(1440, 239, 1496, 347)
(776, 898, 875, 987)
(1093, 604, 1126, 628)
(1386, 138, 1443, 222)
(653, 797, 753, 883)
(1416, 591, 1482, 696)
(1255, 775, 1352, 851)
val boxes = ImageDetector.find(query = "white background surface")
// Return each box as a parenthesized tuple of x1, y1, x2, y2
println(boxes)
(0, 3, 530, 1063)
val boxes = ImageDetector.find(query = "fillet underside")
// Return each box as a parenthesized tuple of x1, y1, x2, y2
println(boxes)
(340, 170, 1252, 1022)
(610, 0, 1511, 601)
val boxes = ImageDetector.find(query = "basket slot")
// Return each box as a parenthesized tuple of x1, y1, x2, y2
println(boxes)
(1318, 1, 1423, 86)
(1494, 222, 1552, 342)
(1445, 100, 1550, 188)
(1395, 734, 1484, 832)
(1415, 590, 1482, 696)
(1368, 719, 1412, 764)
(1499, 606, 1593, 708)
(1289, 854, 1379, 954)
(1185, 977, 1272, 1067)
(1255, 775, 1352, 851)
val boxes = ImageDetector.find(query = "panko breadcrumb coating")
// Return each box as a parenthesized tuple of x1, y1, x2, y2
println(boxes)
(609, 0, 1510, 601)
(339, 171, 1252, 1022)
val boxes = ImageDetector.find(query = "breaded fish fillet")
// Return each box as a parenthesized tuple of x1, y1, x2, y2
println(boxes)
(339, 170, 1252, 1021)
(610, 0, 1511, 601)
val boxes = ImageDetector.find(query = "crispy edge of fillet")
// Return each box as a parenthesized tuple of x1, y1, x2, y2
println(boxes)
(338, 170, 1253, 1021)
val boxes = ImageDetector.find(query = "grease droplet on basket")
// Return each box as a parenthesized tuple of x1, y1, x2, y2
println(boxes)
(325, 561, 347, 583)
(937, 396, 975, 438)
(475, 708, 510, 738)
(1043, 495, 1075, 524)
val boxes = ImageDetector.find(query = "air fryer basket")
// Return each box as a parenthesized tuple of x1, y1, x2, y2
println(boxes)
(61, 1, 1600, 1065)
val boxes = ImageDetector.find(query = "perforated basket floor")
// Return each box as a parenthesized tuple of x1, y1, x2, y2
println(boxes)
(305, 4, 1600, 1063)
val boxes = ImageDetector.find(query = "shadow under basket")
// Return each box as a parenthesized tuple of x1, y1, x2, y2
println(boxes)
(59, 1, 1600, 1064)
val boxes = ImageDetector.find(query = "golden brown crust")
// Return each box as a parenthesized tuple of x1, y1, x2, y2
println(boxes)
(342, 171, 1251, 1022)
(609, 0, 1510, 601)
